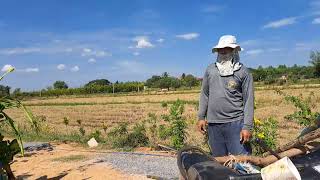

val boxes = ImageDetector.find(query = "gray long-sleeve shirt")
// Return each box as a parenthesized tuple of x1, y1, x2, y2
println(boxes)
(198, 63, 254, 131)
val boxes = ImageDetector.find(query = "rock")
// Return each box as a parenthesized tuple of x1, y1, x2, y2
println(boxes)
(87, 138, 98, 148)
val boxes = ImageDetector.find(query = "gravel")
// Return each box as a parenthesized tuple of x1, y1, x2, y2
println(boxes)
(99, 152, 179, 179)
(23, 142, 53, 152)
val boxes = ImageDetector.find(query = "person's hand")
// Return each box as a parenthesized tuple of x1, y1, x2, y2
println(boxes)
(197, 120, 208, 134)
(240, 129, 251, 143)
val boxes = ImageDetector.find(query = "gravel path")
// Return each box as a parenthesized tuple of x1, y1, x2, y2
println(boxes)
(99, 152, 179, 179)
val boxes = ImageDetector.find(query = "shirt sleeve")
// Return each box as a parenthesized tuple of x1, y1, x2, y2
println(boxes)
(241, 70, 254, 131)
(198, 69, 209, 120)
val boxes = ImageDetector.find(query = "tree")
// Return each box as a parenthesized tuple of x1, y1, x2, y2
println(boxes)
(170, 77, 181, 90)
(310, 51, 320, 77)
(184, 74, 198, 88)
(12, 88, 21, 97)
(159, 77, 172, 90)
(181, 73, 186, 79)
(162, 72, 169, 78)
(85, 79, 111, 87)
(145, 75, 161, 88)
(53, 81, 68, 89)
(0, 85, 10, 96)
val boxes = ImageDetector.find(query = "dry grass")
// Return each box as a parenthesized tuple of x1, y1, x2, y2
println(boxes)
(5, 87, 320, 147)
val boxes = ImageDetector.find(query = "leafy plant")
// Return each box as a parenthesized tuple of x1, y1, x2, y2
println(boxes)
(108, 122, 149, 149)
(276, 89, 319, 126)
(79, 127, 86, 136)
(0, 67, 38, 179)
(76, 119, 82, 125)
(102, 123, 108, 133)
(63, 117, 69, 127)
(161, 99, 187, 149)
(90, 129, 102, 142)
(161, 101, 168, 108)
(145, 113, 159, 147)
(252, 117, 278, 155)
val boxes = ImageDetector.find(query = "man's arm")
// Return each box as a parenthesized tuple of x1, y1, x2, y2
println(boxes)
(198, 69, 209, 120)
(241, 71, 254, 131)
(197, 69, 210, 134)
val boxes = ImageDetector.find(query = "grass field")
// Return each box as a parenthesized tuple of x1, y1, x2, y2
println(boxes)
(4, 87, 320, 148)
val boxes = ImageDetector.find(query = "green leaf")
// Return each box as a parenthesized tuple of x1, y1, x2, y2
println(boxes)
(2, 112, 24, 156)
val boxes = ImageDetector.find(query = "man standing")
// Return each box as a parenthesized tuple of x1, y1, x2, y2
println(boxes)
(197, 35, 254, 157)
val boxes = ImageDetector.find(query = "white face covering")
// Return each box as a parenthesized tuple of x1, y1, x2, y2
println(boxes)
(216, 49, 242, 76)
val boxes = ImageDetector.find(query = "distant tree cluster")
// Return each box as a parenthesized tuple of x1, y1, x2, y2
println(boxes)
(145, 72, 199, 90)
(249, 50, 320, 85)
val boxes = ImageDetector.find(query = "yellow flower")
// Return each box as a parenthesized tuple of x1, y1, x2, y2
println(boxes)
(254, 118, 262, 126)
(257, 132, 265, 139)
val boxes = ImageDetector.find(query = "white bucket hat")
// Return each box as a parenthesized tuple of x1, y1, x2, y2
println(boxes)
(212, 35, 241, 53)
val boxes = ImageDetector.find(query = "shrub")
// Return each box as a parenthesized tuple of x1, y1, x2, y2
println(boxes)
(276, 90, 319, 126)
(161, 101, 168, 108)
(108, 122, 149, 149)
(63, 117, 69, 127)
(90, 130, 102, 142)
(126, 123, 149, 147)
(252, 117, 278, 155)
(79, 127, 85, 136)
(161, 99, 187, 149)
(145, 113, 159, 147)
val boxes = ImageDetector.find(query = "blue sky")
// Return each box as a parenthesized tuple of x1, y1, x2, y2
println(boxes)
(1, 0, 320, 90)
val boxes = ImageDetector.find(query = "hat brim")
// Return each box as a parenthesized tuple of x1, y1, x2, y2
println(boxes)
(212, 44, 241, 53)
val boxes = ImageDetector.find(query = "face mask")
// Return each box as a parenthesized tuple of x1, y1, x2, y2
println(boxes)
(215, 50, 242, 76)
(217, 52, 233, 63)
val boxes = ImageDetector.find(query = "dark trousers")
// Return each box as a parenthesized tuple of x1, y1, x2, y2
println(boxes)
(208, 120, 251, 157)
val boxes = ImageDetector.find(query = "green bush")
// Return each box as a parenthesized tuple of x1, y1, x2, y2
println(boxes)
(161, 101, 168, 108)
(252, 117, 279, 155)
(161, 99, 187, 149)
(158, 124, 172, 140)
(90, 130, 102, 142)
(276, 90, 319, 126)
(108, 122, 149, 149)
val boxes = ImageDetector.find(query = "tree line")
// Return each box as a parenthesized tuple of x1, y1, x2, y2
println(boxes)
(1, 51, 319, 97)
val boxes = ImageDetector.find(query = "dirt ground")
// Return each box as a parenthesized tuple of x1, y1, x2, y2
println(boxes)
(11, 143, 151, 180)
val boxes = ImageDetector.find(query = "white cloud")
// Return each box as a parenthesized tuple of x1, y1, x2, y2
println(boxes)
(133, 52, 140, 56)
(157, 38, 164, 43)
(81, 48, 111, 57)
(57, 64, 66, 70)
(88, 58, 96, 63)
(71, 66, 80, 72)
(0, 48, 41, 55)
(176, 33, 200, 40)
(83, 48, 92, 53)
(24, 68, 39, 73)
(1, 64, 14, 72)
(263, 17, 297, 29)
(312, 17, 320, 24)
(246, 49, 264, 55)
(133, 36, 154, 48)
